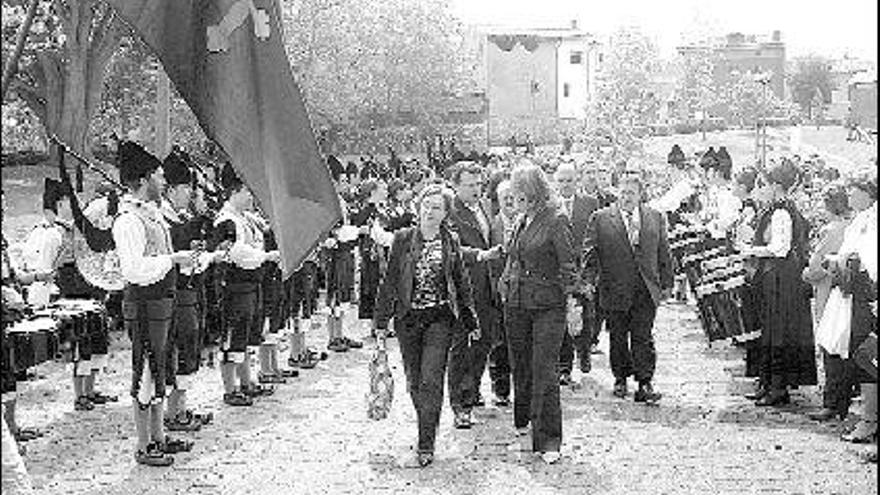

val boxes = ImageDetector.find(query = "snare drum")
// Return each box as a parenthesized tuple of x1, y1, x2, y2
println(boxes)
(37, 299, 108, 362)
(6, 317, 61, 371)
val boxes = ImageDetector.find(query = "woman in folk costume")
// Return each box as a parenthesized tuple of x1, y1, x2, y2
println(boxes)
(111, 141, 197, 466)
(739, 160, 817, 406)
(24, 178, 117, 411)
(159, 150, 221, 431)
(816, 172, 877, 447)
(802, 185, 853, 421)
(212, 163, 280, 406)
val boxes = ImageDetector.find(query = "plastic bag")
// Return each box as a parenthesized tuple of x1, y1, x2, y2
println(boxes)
(816, 287, 852, 358)
(366, 339, 394, 420)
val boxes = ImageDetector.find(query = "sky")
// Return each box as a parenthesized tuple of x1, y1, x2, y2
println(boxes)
(451, 0, 878, 63)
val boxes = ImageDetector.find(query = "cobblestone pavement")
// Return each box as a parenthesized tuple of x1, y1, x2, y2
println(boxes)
(10, 300, 877, 495)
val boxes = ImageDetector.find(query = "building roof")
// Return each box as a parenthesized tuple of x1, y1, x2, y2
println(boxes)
(475, 24, 593, 40)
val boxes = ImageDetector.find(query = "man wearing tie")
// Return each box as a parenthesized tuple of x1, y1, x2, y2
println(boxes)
(554, 163, 599, 385)
(582, 173, 673, 404)
(446, 162, 498, 428)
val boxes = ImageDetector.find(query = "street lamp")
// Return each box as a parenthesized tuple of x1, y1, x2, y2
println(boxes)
(753, 72, 772, 169)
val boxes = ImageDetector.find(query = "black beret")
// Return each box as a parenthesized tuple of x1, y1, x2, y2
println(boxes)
(163, 149, 193, 186)
(117, 141, 161, 184)
(220, 162, 243, 191)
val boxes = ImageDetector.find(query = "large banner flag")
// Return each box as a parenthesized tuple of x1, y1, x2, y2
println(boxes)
(107, 0, 342, 277)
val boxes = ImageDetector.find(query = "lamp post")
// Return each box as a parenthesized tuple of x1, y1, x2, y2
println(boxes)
(754, 72, 771, 169)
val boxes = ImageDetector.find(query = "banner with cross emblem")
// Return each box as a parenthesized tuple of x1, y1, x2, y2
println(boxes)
(106, 0, 342, 278)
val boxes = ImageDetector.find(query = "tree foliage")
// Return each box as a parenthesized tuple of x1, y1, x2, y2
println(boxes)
(282, 0, 465, 131)
(587, 26, 661, 160)
(789, 56, 834, 120)
(4, 0, 125, 159)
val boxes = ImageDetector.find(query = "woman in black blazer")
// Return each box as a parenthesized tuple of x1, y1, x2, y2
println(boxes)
(497, 163, 578, 464)
(374, 184, 479, 468)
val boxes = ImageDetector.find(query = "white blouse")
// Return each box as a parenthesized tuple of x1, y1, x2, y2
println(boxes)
(763, 208, 793, 258)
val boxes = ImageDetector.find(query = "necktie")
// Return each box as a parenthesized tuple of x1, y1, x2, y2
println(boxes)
(627, 210, 639, 247)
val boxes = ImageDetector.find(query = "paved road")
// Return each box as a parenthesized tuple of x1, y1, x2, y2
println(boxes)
(11, 301, 878, 495)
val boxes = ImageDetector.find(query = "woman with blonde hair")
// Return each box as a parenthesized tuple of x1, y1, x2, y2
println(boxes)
(496, 163, 577, 464)
(374, 183, 479, 468)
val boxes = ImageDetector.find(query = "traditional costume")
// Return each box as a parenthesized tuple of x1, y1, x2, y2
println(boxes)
(112, 141, 192, 466)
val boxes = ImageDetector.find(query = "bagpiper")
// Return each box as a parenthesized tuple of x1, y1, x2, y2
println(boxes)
(111, 141, 195, 466)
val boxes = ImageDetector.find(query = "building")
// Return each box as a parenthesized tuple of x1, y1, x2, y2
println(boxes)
(713, 32, 786, 99)
(849, 74, 878, 130)
(467, 21, 600, 146)
(676, 31, 786, 122)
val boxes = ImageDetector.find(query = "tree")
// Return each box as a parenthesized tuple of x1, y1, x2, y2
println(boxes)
(282, 0, 465, 134)
(789, 56, 833, 121)
(5, 0, 125, 160)
(674, 46, 722, 139)
(587, 26, 661, 162)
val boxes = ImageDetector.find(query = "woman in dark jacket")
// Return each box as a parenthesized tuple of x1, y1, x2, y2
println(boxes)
(496, 163, 578, 464)
(374, 184, 479, 468)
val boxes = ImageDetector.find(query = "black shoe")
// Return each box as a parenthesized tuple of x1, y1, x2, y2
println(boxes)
(842, 423, 878, 444)
(342, 337, 363, 349)
(590, 344, 603, 355)
(807, 408, 843, 422)
(417, 452, 434, 467)
(634, 382, 662, 404)
(135, 444, 174, 467)
(182, 409, 213, 425)
(493, 395, 511, 407)
(612, 379, 627, 398)
(158, 436, 193, 454)
(755, 390, 790, 407)
(242, 384, 275, 397)
(579, 355, 592, 374)
(164, 415, 202, 432)
(258, 372, 287, 384)
(559, 372, 573, 386)
(223, 392, 253, 406)
(453, 411, 473, 429)
(74, 396, 95, 411)
(328, 338, 349, 352)
(745, 387, 768, 401)
(472, 395, 486, 407)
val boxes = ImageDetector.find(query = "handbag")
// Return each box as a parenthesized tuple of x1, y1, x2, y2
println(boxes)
(815, 287, 852, 358)
(366, 337, 394, 420)
(853, 332, 877, 380)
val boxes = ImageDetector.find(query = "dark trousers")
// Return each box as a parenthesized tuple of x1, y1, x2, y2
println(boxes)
(505, 305, 565, 453)
(558, 295, 594, 374)
(396, 306, 454, 454)
(822, 350, 857, 415)
(166, 290, 201, 387)
(488, 312, 511, 399)
(605, 280, 658, 383)
(447, 297, 495, 412)
(124, 297, 175, 404)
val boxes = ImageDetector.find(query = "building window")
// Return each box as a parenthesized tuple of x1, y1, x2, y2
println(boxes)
(563, 83, 570, 97)
(570, 51, 583, 64)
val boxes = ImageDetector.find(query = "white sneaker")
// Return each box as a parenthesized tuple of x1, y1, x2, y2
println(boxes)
(541, 451, 561, 464)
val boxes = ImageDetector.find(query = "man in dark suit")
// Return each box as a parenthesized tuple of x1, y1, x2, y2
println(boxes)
(582, 173, 673, 404)
(446, 162, 498, 428)
(554, 163, 599, 385)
